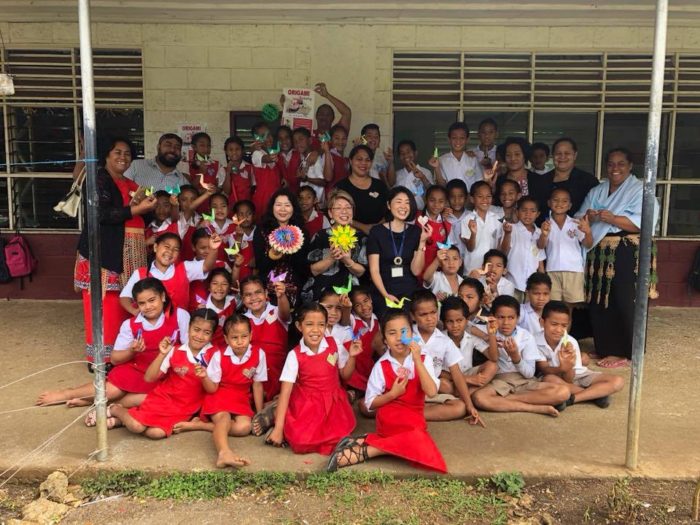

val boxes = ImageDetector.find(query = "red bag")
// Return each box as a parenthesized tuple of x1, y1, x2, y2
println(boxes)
(5, 234, 38, 278)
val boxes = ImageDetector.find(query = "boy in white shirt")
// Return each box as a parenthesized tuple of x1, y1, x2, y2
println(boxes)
(529, 142, 551, 175)
(536, 301, 624, 408)
(470, 295, 571, 417)
(411, 290, 481, 423)
(517, 272, 551, 337)
(460, 181, 502, 273)
(438, 121, 483, 190)
(360, 123, 395, 187)
(538, 188, 593, 306)
(468, 249, 516, 306)
(499, 196, 546, 301)
(395, 140, 434, 210)
(470, 118, 498, 171)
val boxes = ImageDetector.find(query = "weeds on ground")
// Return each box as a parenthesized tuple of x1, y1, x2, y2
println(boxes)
(607, 477, 641, 523)
(477, 471, 526, 497)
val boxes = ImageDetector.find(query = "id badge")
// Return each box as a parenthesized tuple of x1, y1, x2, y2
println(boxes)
(391, 266, 404, 278)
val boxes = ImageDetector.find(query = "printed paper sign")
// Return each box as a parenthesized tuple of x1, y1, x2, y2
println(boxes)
(282, 88, 315, 132)
(177, 123, 207, 172)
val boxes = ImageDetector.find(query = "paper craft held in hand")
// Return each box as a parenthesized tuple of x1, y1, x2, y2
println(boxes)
(328, 225, 358, 252)
(144, 186, 155, 197)
(400, 327, 421, 345)
(224, 243, 240, 257)
(201, 209, 215, 223)
(332, 275, 353, 296)
(385, 296, 410, 309)
(436, 241, 452, 250)
(352, 326, 368, 341)
(165, 184, 181, 196)
(268, 270, 288, 283)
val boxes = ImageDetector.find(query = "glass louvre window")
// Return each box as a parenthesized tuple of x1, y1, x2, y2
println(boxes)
(533, 113, 597, 175)
(671, 114, 700, 180)
(667, 185, 700, 237)
(601, 113, 669, 179)
(393, 110, 458, 167)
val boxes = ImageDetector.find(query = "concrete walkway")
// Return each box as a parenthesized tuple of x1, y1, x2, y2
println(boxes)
(1, 301, 698, 481)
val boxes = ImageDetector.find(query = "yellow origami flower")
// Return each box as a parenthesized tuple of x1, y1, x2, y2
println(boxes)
(328, 225, 358, 252)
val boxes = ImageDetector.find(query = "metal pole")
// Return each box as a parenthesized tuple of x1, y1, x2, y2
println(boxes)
(625, 0, 668, 470)
(78, 0, 108, 462)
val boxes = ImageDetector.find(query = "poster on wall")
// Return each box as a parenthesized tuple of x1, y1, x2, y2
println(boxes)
(281, 88, 315, 132)
(177, 122, 207, 172)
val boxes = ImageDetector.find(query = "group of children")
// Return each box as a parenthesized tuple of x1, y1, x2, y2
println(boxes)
(36, 114, 627, 474)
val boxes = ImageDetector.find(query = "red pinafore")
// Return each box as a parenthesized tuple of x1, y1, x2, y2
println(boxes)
(127, 344, 206, 436)
(423, 215, 451, 278)
(284, 338, 356, 455)
(364, 358, 447, 473)
(227, 162, 253, 205)
(145, 221, 179, 244)
(327, 150, 349, 193)
(252, 163, 281, 221)
(191, 159, 221, 214)
(138, 263, 190, 311)
(280, 150, 302, 195)
(187, 259, 228, 313)
(247, 306, 288, 401)
(305, 212, 325, 239)
(236, 237, 254, 281)
(180, 224, 196, 263)
(344, 317, 379, 392)
(210, 297, 237, 349)
(108, 311, 180, 394)
(201, 346, 264, 418)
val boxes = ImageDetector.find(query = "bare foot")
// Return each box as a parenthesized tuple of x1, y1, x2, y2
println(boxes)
(66, 397, 92, 408)
(216, 450, 251, 468)
(539, 406, 560, 417)
(173, 417, 210, 434)
(35, 391, 69, 406)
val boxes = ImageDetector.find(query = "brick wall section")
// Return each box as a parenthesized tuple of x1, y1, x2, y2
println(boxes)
(654, 240, 700, 307)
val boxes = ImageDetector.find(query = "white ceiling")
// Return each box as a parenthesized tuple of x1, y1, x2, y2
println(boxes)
(1, 0, 700, 25)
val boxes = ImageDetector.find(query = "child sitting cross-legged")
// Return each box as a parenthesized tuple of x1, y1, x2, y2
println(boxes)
(471, 295, 571, 417)
(536, 301, 624, 409)
(468, 249, 515, 307)
(517, 272, 552, 337)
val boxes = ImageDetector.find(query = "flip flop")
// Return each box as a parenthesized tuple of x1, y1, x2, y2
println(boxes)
(252, 404, 276, 437)
(84, 405, 120, 427)
(263, 428, 287, 448)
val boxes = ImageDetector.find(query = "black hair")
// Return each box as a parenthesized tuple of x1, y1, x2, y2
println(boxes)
(526, 272, 553, 291)
(499, 179, 521, 195)
(483, 248, 507, 267)
(233, 199, 255, 215)
(292, 127, 311, 139)
(191, 132, 211, 146)
(240, 275, 266, 294)
(158, 133, 183, 146)
(297, 185, 317, 200)
(409, 289, 438, 313)
(99, 136, 137, 167)
(222, 312, 251, 335)
(396, 139, 417, 152)
(531, 142, 550, 157)
(446, 179, 468, 195)
(552, 137, 578, 153)
(440, 295, 470, 323)
(516, 195, 539, 210)
(153, 190, 170, 200)
(295, 301, 328, 324)
(206, 267, 233, 287)
(261, 188, 306, 233)
(425, 184, 447, 202)
(191, 307, 219, 331)
(251, 121, 269, 136)
(469, 180, 492, 198)
(191, 227, 210, 247)
(330, 124, 348, 136)
(210, 192, 229, 206)
(605, 147, 633, 164)
(276, 125, 293, 140)
(224, 136, 245, 156)
(542, 300, 571, 320)
(459, 277, 485, 300)
(380, 309, 411, 337)
(179, 184, 198, 197)
(348, 144, 375, 162)
(492, 295, 520, 317)
(478, 117, 498, 131)
(447, 121, 469, 137)
(549, 186, 572, 200)
(349, 285, 372, 304)
(316, 103, 335, 119)
(132, 277, 171, 310)
(386, 186, 418, 222)
(154, 232, 182, 249)
(318, 288, 340, 303)
(360, 123, 380, 136)
(504, 136, 532, 162)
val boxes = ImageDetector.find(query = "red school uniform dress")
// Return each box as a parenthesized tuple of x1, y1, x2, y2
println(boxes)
(145, 219, 179, 244)
(127, 343, 210, 436)
(244, 304, 289, 401)
(226, 161, 254, 205)
(201, 345, 267, 418)
(279, 150, 303, 195)
(204, 295, 237, 349)
(422, 214, 452, 276)
(327, 149, 349, 192)
(251, 151, 281, 221)
(282, 337, 356, 455)
(305, 209, 328, 239)
(208, 219, 238, 261)
(177, 213, 200, 263)
(344, 314, 379, 392)
(108, 308, 185, 394)
(187, 259, 229, 313)
(364, 354, 447, 473)
(235, 229, 255, 281)
(191, 158, 221, 214)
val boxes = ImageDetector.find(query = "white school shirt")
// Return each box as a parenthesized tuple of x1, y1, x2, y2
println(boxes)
(300, 154, 327, 204)
(438, 152, 483, 190)
(279, 337, 349, 383)
(494, 327, 539, 377)
(544, 215, 586, 272)
(459, 210, 503, 273)
(113, 308, 191, 351)
(505, 222, 546, 292)
(445, 330, 489, 373)
(120, 259, 207, 300)
(517, 302, 543, 337)
(414, 325, 463, 378)
(160, 342, 211, 373)
(369, 150, 389, 180)
(479, 275, 516, 298)
(243, 303, 290, 328)
(326, 323, 353, 350)
(535, 332, 587, 377)
(306, 209, 331, 231)
(251, 149, 276, 169)
(364, 349, 439, 411)
(395, 165, 434, 210)
(177, 212, 201, 238)
(216, 160, 252, 187)
(206, 345, 268, 383)
(425, 271, 463, 297)
(470, 145, 497, 166)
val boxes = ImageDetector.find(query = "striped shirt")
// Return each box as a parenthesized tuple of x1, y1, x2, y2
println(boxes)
(124, 158, 188, 191)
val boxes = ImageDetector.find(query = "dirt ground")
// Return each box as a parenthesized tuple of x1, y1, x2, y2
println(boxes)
(0, 301, 699, 485)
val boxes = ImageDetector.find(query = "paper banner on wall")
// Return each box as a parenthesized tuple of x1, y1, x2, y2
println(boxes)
(177, 122, 207, 172)
(281, 88, 315, 132)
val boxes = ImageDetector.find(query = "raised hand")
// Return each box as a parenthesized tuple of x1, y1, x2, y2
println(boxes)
(389, 375, 408, 398)
(314, 82, 329, 98)
(578, 214, 591, 234)
(157, 337, 171, 355)
(348, 339, 363, 358)
(468, 219, 478, 235)
(541, 219, 552, 236)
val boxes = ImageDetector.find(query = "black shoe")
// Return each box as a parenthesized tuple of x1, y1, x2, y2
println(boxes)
(554, 401, 567, 412)
(566, 394, 576, 406)
(592, 395, 610, 409)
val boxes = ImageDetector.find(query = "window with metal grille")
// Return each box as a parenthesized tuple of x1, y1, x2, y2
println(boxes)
(0, 47, 144, 231)
(393, 51, 700, 238)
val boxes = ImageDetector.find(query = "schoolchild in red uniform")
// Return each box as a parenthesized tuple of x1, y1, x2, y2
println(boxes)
(230, 200, 256, 281)
(201, 267, 238, 348)
(419, 185, 452, 275)
(241, 275, 290, 401)
(144, 191, 179, 246)
(323, 124, 350, 193)
(264, 303, 361, 455)
(345, 286, 380, 413)
(250, 122, 281, 221)
(187, 228, 231, 312)
(176, 185, 200, 262)
(189, 132, 221, 212)
(120, 232, 221, 313)
(298, 186, 329, 239)
(106, 308, 219, 438)
(37, 278, 190, 410)
(220, 136, 253, 205)
(190, 192, 238, 261)
(327, 309, 447, 473)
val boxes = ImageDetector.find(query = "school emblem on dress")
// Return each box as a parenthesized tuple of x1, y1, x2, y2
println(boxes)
(439, 228, 446, 237)
(174, 366, 190, 377)
(240, 240, 248, 249)
(396, 366, 410, 380)
(531, 244, 539, 257)
(369, 192, 379, 198)
(567, 228, 577, 238)
(242, 366, 256, 379)
(266, 312, 278, 324)
(326, 352, 338, 366)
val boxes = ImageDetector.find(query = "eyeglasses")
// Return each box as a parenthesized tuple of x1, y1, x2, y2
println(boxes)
(331, 206, 353, 213)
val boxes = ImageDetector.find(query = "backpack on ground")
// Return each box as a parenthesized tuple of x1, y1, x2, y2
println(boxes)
(0, 237, 11, 283)
(5, 233, 38, 280)
(689, 246, 700, 293)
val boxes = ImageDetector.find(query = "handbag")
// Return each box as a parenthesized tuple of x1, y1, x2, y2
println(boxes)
(53, 167, 85, 218)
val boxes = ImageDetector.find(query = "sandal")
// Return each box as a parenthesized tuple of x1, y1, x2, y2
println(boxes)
(252, 403, 276, 437)
(84, 405, 121, 428)
(326, 436, 368, 472)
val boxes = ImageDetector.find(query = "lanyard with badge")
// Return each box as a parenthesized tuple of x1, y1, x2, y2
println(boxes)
(389, 223, 407, 278)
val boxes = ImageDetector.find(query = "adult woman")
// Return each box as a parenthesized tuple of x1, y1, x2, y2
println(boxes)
(543, 137, 598, 217)
(303, 190, 367, 301)
(252, 188, 310, 306)
(367, 187, 432, 315)
(74, 137, 156, 368)
(334, 145, 388, 235)
(576, 148, 659, 368)
(493, 137, 538, 204)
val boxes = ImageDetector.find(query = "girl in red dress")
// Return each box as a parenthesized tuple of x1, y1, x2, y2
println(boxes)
(176, 185, 201, 262)
(230, 200, 256, 281)
(187, 228, 230, 311)
(189, 192, 238, 261)
(220, 136, 253, 206)
(201, 267, 238, 349)
(241, 276, 290, 402)
(298, 186, 330, 239)
(323, 124, 350, 194)
(419, 185, 452, 276)
(107, 308, 219, 438)
(327, 309, 447, 473)
(250, 122, 282, 221)
(120, 232, 221, 313)
(36, 278, 190, 411)
(265, 303, 361, 455)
